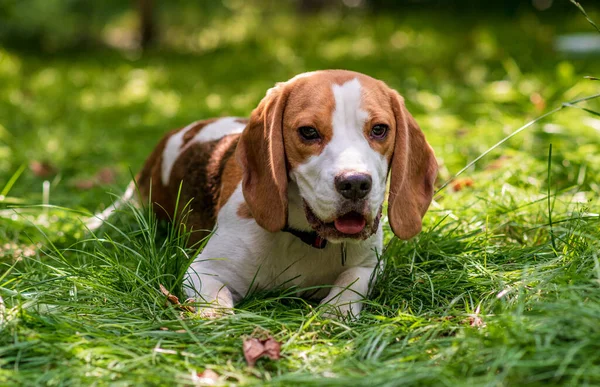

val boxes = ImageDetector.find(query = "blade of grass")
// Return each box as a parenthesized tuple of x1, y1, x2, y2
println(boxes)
(0, 164, 26, 198)
(547, 144, 558, 255)
(570, 0, 600, 33)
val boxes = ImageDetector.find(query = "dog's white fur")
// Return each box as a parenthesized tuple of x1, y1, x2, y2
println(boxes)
(161, 121, 199, 185)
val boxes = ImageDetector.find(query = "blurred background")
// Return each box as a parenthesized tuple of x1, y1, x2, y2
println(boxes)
(0, 1, 598, 52)
(0, 0, 599, 212)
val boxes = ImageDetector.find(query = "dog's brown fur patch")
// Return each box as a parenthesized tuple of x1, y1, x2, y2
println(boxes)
(136, 120, 246, 246)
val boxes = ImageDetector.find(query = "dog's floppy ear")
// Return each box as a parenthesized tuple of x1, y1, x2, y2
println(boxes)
(236, 84, 289, 232)
(388, 90, 438, 240)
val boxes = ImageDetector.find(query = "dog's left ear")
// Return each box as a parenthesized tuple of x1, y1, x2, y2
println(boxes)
(235, 84, 289, 232)
(388, 90, 438, 240)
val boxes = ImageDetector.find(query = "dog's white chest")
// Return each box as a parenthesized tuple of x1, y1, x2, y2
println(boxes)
(191, 184, 381, 301)
(252, 235, 353, 298)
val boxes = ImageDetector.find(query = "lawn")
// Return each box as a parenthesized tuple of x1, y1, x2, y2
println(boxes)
(1, 4, 600, 385)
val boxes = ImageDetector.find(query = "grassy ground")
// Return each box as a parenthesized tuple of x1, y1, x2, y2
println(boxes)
(1, 5, 600, 386)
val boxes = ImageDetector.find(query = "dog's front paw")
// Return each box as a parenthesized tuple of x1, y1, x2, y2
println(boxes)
(319, 299, 362, 320)
(184, 281, 235, 319)
(196, 305, 234, 319)
(189, 297, 234, 319)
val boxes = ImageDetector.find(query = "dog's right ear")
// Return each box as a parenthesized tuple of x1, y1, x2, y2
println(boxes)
(236, 84, 289, 232)
(387, 90, 438, 240)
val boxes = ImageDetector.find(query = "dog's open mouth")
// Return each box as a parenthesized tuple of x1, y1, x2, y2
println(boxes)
(333, 212, 366, 235)
(303, 201, 381, 241)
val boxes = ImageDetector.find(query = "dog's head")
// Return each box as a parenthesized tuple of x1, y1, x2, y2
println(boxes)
(236, 70, 437, 242)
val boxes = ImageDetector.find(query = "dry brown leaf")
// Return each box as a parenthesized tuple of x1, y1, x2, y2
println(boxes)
(243, 338, 265, 367)
(29, 161, 57, 178)
(263, 338, 281, 360)
(159, 284, 196, 313)
(451, 178, 474, 192)
(180, 303, 196, 313)
(243, 336, 282, 367)
(159, 284, 180, 304)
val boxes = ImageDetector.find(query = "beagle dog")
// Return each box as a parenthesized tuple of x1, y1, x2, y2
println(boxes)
(92, 70, 437, 318)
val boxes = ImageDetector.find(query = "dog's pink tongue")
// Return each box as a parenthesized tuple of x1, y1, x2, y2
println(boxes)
(334, 213, 366, 235)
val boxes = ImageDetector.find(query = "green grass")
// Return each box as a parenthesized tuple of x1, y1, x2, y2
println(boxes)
(2, 5, 600, 385)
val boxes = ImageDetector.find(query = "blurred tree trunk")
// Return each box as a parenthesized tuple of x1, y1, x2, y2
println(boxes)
(138, 0, 155, 50)
(297, 0, 326, 13)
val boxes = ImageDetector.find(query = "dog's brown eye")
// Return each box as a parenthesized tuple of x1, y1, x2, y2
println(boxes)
(298, 126, 321, 141)
(370, 124, 388, 139)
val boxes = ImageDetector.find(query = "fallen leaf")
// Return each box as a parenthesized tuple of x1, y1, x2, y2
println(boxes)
(451, 178, 474, 192)
(159, 284, 180, 304)
(243, 338, 265, 367)
(263, 338, 281, 361)
(243, 336, 282, 367)
(159, 284, 196, 313)
(29, 161, 57, 178)
(197, 369, 219, 384)
(159, 327, 169, 331)
(180, 302, 196, 314)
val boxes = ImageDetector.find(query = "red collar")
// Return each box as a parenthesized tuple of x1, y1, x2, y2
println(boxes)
(281, 226, 328, 249)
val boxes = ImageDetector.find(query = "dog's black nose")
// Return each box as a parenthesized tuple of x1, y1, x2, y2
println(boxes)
(335, 172, 372, 200)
